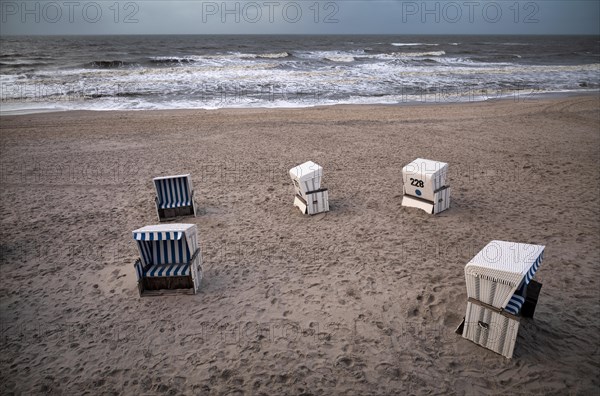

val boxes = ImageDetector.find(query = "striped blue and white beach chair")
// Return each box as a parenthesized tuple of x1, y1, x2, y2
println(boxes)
(153, 174, 197, 221)
(458, 240, 545, 358)
(132, 223, 202, 296)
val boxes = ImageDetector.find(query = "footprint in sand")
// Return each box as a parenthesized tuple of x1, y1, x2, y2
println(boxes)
(334, 355, 354, 368)
(375, 362, 401, 379)
(407, 305, 420, 317)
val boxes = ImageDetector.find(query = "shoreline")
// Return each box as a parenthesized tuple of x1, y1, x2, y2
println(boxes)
(1, 89, 598, 117)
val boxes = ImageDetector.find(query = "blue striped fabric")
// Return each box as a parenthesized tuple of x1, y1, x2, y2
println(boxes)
(138, 241, 152, 266)
(500, 250, 543, 314)
(136, 239, 190, 266)
(134, 231, 183, 241)
(145, 262, 191, 277)
(155, 177, 191, 209)
(524, 250, 543, 285)
(505, 294, 526, 315)
(135, 229, 192, 280)
(152, 239, 190, 265)
(134, 260, 144, 281)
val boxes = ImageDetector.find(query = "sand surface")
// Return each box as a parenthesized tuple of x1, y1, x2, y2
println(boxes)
(1, 96, 599, 395)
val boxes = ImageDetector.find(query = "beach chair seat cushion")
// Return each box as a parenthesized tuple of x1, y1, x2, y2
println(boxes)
(158, 198, 192, 209)
(144, 262, 190, 277)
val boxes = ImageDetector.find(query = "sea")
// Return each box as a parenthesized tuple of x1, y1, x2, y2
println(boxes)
(1, 35, 598, 113)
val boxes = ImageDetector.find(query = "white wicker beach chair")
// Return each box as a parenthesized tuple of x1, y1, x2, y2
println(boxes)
(401, 158, 450, 214)
(460, 240, 545, 358)
(289, 161, 329, 215)
(153, 174, 197, 221)
(132, 223, 202, 296)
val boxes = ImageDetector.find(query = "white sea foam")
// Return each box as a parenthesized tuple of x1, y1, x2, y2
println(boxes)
(324, 55, 355, 62)
(394, 51, 446, 57)
(391, 43, 439, 46)
(257, 52, 291, 59)
(226, 52, 291, 59)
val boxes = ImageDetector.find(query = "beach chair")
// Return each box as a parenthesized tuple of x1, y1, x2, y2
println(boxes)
(289, 161, 329, 215)
(401, 158, 450, 214)
(132, 223, 202, 296)
(457, 240, 545, 358)
(153, 174, 197, 221)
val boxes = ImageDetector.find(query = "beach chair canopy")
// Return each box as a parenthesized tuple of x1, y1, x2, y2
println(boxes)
(402, 158, 448, 202)
(154, 174, 194, 210)
(465, 240, 544, 312)
(132, 223, 199, 269)
(290, 161, 323, 194)
(402, 158, 448, 183)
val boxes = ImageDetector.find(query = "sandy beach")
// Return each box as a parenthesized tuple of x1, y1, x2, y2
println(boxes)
(1, 95, 599, 395)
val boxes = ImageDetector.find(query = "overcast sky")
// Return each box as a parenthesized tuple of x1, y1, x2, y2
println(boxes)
(1, 0, 599, 35)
